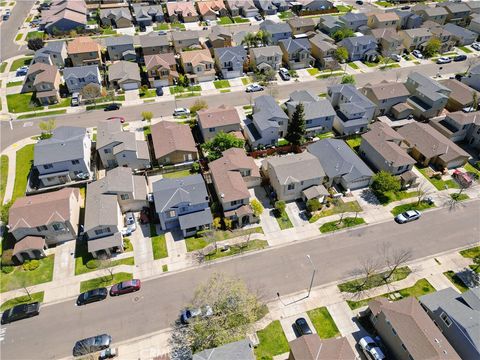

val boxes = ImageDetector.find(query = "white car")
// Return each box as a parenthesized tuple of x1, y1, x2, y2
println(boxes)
(359, 337, 385, 360)
(472, 42, 480, 51)
(412, 50, 423, 59)
(436, 57, 452, 64)
(173, 107, 190, 116)
(395, 210, 421, 224)
(390, 54, 402, 62)
(246, 83, 264, 93)
(125, 212, 137, 232)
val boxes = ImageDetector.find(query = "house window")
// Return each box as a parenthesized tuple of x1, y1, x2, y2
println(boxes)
(120, 194, 130, 200)
(401, 343, 407, 351)
(72, 159, 80, 165)
(287, 184, 295, 190)
(44, 164, 53, 169)
(441, 312, 452, 327)
(104, 148, 112, 154)
(53, 223, 65, 231)
(36, 225, 48, 232)
(392, 327, 397, 336)
(231, 200, 240, 206)
(95, 227, 111, 235)
(168, 210, 176, 218)
(209, 127, 216, 132)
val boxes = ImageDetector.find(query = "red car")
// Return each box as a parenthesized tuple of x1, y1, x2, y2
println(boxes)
(106, 116, 125, 123)
(110, 279, 141, 296)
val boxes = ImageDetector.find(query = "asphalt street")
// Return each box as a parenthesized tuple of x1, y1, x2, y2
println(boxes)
(2, 59, 479, 151)
(1, 201, 478, 359)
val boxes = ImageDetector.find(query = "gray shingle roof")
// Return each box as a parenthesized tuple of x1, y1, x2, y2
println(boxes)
(178, 208, 213, 231)
(286, 90, 335, 121)
(108, 61, 141, 83)
(260, 20, 291, 34)
(105, 35, 134, 47)
(63, 65, 99, 80)
(328, 84, 376, 109)
(267, 152, 325, 184)
(444, 23, 476, 39)
(85, 192, 119, 231)
(34, 126, 87, 166)
(88, 232, 122, 252)
(139, 34, 169, 48)
(278, 38, 311, 53)
(338, 35, 377, 48)
(193, 339, 254, 360)
(253, 95, 288, 132)
(340, 12, 368, 22)
(214, 46, 246, 63)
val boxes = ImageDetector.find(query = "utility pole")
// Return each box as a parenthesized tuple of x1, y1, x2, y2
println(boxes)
(306, 254, 316, 298)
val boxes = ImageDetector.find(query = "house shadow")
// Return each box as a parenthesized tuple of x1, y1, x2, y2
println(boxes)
(359, 188, 381, 205)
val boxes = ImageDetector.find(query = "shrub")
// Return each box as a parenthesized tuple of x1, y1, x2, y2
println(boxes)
(306, 198, 321, 213)
(22, 259, 39, 271)
(86, 259, 99, 269)
(1, 249, 15, 266)
(275, 200, 286, 214)
(191, 162, 201, 174)
(250, 199, 264, 217)
(1, 265, 14, 274)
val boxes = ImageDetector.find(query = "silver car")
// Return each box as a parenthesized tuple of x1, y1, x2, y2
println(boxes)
(73, 334, 112, 357)
(395, 210, 421, 224)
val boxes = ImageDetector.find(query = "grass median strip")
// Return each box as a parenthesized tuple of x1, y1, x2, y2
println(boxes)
(0, 155, 8, 204)
(12, 144, 34, 202)
(204, 240, 268, 261)
(320, 217, 365, 233)
(16, 110, 67, 119)
(275, 210, 293, 230)
(338, 267, 412, 293)
(390, 200, 435, 217)
(307, 307, 340, 339)
(254, 320, 289, 360)
(80, 272, 133, 293)
(0, 291, 44, 311)
(151, 224, 168, 260)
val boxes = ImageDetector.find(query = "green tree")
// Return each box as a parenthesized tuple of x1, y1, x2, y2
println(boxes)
(341, 74, 355, 84)
(306, 198, 321, 213)
(177, 74, 190, 88)
(241, 32, 258, 49)
(371, 171, 401, 195)
(141, 111, 153, 121)
(202, 132, 244, 161)
(250, 199, 264, 217)
(256, 30, 271, 46)
(422, 38, 441, 58)
(285, 103, 306, 147)
(38, 119, 56, 139)
(275, 200, 286, 214)
(378, 55, 392, 70)
(190, 99, 208, 115)
(27, 37, 44, 51)
(334, 46, 348, 64)
(332, 28, 354, 42)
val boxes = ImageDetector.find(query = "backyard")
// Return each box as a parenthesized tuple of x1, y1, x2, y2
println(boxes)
(162, 169, 192, 179)
(9, 56, 32, 72)
(79, 272, 133, 293)
(12, 144, 34, 202)
(1, 255, 55, 293)
(254, 320, 289, 360)
(307, 307, 340, 339)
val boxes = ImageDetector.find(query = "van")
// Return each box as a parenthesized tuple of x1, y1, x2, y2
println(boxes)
(71, 92, 80, 106)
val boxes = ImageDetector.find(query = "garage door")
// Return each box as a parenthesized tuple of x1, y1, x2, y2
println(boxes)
(153, 79, 168, 87)
(122, 82, 139, 91)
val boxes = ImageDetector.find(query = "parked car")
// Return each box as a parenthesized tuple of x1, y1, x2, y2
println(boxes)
(104, 103, 120, 111)
(401, 5, 410, 9)
(472, 43, 480, 51)
(395, 210, 421, 224)
(412, 50, 423, 59)
(355, 0, 363, 4)
(180, 305, 213, 324)
(436, 57, 452, 64)
(254, 14, 263, 21)
(99, 348, 117, 359)
(1, 302, 40, 324)
(246, 83, 264, 92)
(71, 92, 80, 107)
(3, 10, 10, 20)
(158, 30, 167, 35)
(16, 65, 29, 76)
(390, 54, 402, 62)
(455, 73, 463, 81)
(453, 55, 467, 62)
(279, 68, 291, 81)
(125, 212, 136, 233)
(173, 107, 190, 116)
(76, 288, 108, 306)
(156, 86, 163, 96)
(106, 116, 125, 123)
(110, 279, 141, 296)
(30, 19, 41, 26)
(73, 334, 112, 357)
(293, 317, 313, 336)
(358, 336, 385, 360)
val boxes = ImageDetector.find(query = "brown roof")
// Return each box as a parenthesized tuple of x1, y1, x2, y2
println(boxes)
(197, 0, 226, 16)
(67, 37, 101, 54)
(369, 12, 400, 22)
(197, 105, 241, 129)
(144, 53, 177, 72)
(289, 334, 356, 360)
(13, 236, 46, 256)
(288, 17, 316, 28)
(32, 64, 59, 87)
(9, 188, 80, 231)
(180, 49, 214, 67)
(166, 1, 197, 16)
(445, 111, 480, 126)
(364, 81, 410, 101)
(150, 121, 197, 159)
(440, 79, 479, 107)
(369, 297, 461, 360)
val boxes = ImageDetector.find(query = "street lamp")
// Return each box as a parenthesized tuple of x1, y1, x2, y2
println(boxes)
(306, 254, 316, 298)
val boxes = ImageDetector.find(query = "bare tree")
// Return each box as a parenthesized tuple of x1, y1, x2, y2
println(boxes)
(379, 244, 412, 283)
(346, 257, 381, 299)
(98, 258, 114, 282)
(416, 181, 431, 205)
(80, 83, 102, 105)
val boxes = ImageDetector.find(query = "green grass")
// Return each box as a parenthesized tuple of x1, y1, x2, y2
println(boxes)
(154, 23, 169, 30)
(48, 97, 70, 109)
(16, 110, 66, 119)
(243, 105, 252, 110)
(450, 193, 469, 202)
(275, 210, 293, 230)
(213, 80, 230, 89)
(348, 62, 359, 70)
(1, 255, 55, 293)
(364, 61, 378, 68)
(254, 320, 289, 360)
(101, 27, 117, 35)
(376, 190, 417, 205)
(175, 92, 200, 99)
(278, 139, 290, 146)
(464, 162, 480, 178)
(443, 271, 469, 293)
(0, 291, 44, 311)
(139, 88, 157, 98)
(185, 236, 208, 252)
(459, 46, 473, 54)
(171, 22, 186, 30)
(218, 16, 233, 25)
(347, 279, 436, 310)
(316, 131, 334, 139)
(220, 89, 230, 93)
(460, 246, 480, 259)
(7, 93, 44, 113)
(307, 68, 320, 76)
(320, 217, 365, 233)
(10, 57, 33, 72)
(80, 272, 132, 293)
(0, 155, 9, 204)
(307, 307, 340, 339)
(233, 16, 250, 23)
(316, 72, 342, 79)
(162, 264, 168, 272)
(390, 200, 436, 217)
(26, 31, 44, 40)
(338, 267, 411, 293)
(336, 5, 353, 12)
(205, 240, 268, 261)
(12, 144, 34, 202)
(241, 77, 252, 85)
(375, 0, 394, 6)
(170, 85, 202, 94)
(150, 223, 168, 260)
(86, 103, 122, 111)
(185, 227, 264, 252)
(162, 169, 192, 178)
(74, 240, 134, 275)
(15, 33, 23, 41)
(309, 200, 362, 223)
(0, 62, 7, 73)
(346, 136, 362, 150)
(278, 11, 293, 19)
(417, 167, 460, 190)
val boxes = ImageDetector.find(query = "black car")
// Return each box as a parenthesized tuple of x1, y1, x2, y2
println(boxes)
(401, 5, 410, 9)
(73, 334, 112, 357)
(355, 0, 363, 4)
(254, 14, 263, 21)
(156, 86, 164, 96)
(104, 103, 120, 111)
(76, 288, 108, 306)
(1, 302, 40, 324)
(294, 317, 313, 336)
(454, 55, 467, 62)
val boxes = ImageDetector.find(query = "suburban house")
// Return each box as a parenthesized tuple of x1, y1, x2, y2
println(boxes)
(67, 37, 102, 66)
(260, 20, 292, 44)
(139, 34, 170, 56)
(393, 9, 423, 30)
(308, 139, 373, 190)
(208, 26, 234, 48)
(309, 34, 338, 69)
(197, 106, 242, 142)
(132, 4, 164, 26)
(96, 119, 150, 170)
(105, 35, 135, 61)
(144, 53, 178, 87)
(338, 35, 378, 62)
(405, 72, 451, 119)
(398, 27, 433, 50)
(196, 0, 228, 21)
(367, 12, 400, 29)
(327, 84, 376, 135)
(437, 1, 471, 26)
(225, 0, 259, 17)
(369, 28, 404, 56)
(419, 288, 480, 360)
(466, 1, 480, 13)
(63, 65, 101, 94)
(249, 46, 283, 72)
(264, 152, 325, 202)
(150, 121, 198, 165)
(100, 8, 133, 28)
(469, 13, 480, 34)
(33, 126, 92, 187)
(209, 148, 261, 227)
(296, 0, 334, 13)
(21, 63, 61, 106)
(254, 0, 278, 15)
(421, 21, 456, 53)
(339, 12, 368, 31)
(288, 334, 357, 360)
(359, 122, 416, 175)
(443, 23, 477, 46)
(362, 81, 411, 117)
(272, 0, 289, 12)
(278, 38, 313, 70)
(318, 15, 342, 35)
(367, 297, 461, 360)
(193, 339, 254, 360)
(429, 111, 480, 150)
(8, 188, 81, 263)
(166, 1, 199, 22)
(108, 61, 141, 91)
(397, 122, 470, 169)
(172, 31, 201, 52)
(180, 49, 216, 84)
(440, 79, 479, 112)
(287, 17, 316, 35)
(414, 6, 448, 25)
(40, 0, 87, 34)
(213, 46, 246, 79)
(285, 90, 336, 135)
(462, 63, 480, 91)
(244, 95, 289, 148)
(152, 175, 213, 237)
(32, 41, 67, 68)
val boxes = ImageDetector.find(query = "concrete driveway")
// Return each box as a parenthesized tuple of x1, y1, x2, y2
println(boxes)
(251, 186, 280, 233)
(280, 313, 317, 341)
(285, 201, 309, 228)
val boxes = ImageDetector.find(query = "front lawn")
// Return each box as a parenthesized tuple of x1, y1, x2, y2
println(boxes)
(307, 307, 340, 339)
(309, 200, 362, 223)
(319, 217, 365, 233)
(241, 77, 252, 85)
(376, 190, 417, 205)
(154, 23, 169, 31)
(390, 200, 435, 217)
(275, 210, 293, 230)
(48, 97, 71, 109)
(9, 57, 33, 72)
(213, 80, 230, 89)
(348, 62, 359, 70)
(336, 5, 353, 12)
(307, 68, 320, 76)
(12, 144, 34, 202)
(162, 169, 192, 178)
(79, 272, 132, 293)
(7, 80, 23, 87)
(1, 255, 55, 293)
(443, 271, 469, 293)
(185, 227, 264, 252)
(7, 93, 44, 113)
(185, 236, 208, 252)
(150, 223, 168, 260)
(218, 16, 233, 25)
(233, 16, 250, 23)
(417, 166, 460, 190)
(0, 291, 44, 311)
(139, 88, 156, 98)
(459, 46, 473, 54)
(460, 246, 480, 259)
(338, 266, 411, 293)
(0, 155, 8, 204)
(254, 320, 290, 360)
(171, 22, 186, 30)
(204, 240, 268, 261)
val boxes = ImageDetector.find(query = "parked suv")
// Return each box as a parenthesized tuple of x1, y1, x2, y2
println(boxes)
(359, 336, 385, 360)
(73, 334, 112, 357)
(279, 68, 291, 81)
(1, 302, 40, 324)
(71, 92, 80, 106)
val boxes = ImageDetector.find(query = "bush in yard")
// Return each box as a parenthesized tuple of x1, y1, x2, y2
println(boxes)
(1, 249, 15, 266)
(141, 111, 153, 121)
(1, 265, 14, 274)
(86, 259, 99, 269)
(250, 199, 264, 217)
(224, 218, 233, 230)
(371, 171, 401, 195)
(190, 99, 208, 115)
(190, 162, 200, 174)
(306, 198, 321, 213)
(1, 200, 12, 223)
(212, 217, 222, 229)
(22, 259, 39, 271)
(341, 74, 355, 84)
(275, 200, 286, 215)
(202, 132, 244, 161)
(27, 37, 44, 51)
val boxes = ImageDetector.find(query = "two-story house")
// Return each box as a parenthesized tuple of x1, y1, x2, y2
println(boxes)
(144, 53, 178, 87)
(213, 46, 246, 79)
(309, 34, 338, 69)
(421, 21, 456, 53)
(278, 38, 313, 70)
(108, 60, 141, 91)
(254, 0, 278, 15)
(208, 26, 234, 48)
(197, 106, 242, 142)
(209, 148, 261, 227)
(369, 28, 404, 56)
(105, 35, 135, 61)
(462, 63, 480, 91)
(337, 35, 378, 62)
(260, 20, 292, 44)
(196, 0, 228, 21)
(34, 126, 92, 187)
(132, 4, 164, 26)
(226, 0, 259, 17)
(32, 41, 67, 68)
(440, 78, 479, 112)
(249, 45, 283, 71)
(139, 34, 170, 56)
(172, 30, 201, 52)
(414, 6, 448, 25)
(63, 65, 101, 94)
(339, 12, 368, 31)
(367, 12, 400, 29)
(392, 9, 423, 30)
(153, 175, 213, 237)
(398, 27, 432, 50)
(429, 111, 480, 151)
(40, 0, 87, 34)
(100, 8, 133, 28)
(437, 2, 471, 26)
(21, 62, 61, 106)
(166, 1, 199, 22)
(287, 17, 316, 35)
(362, 81, 411, 117)
(469, 13, 480, 34)
(150, 121, 198, 165)
(67, 37, 102, 66)
(180, 49, 216, 84)
(443, 23, 477, 46)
